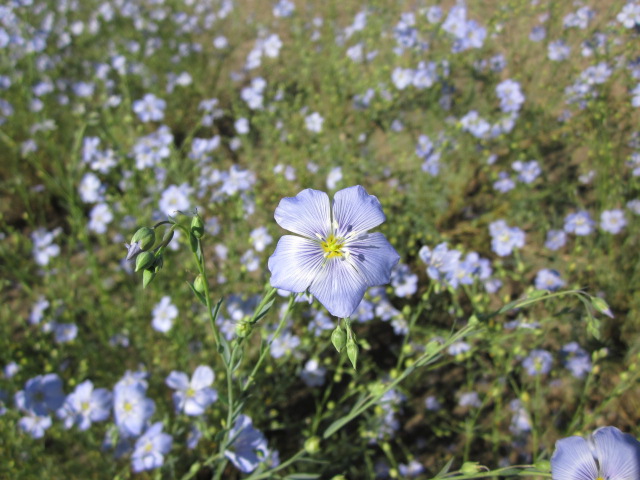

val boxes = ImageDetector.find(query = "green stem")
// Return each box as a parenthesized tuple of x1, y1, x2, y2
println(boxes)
(242, 293, 297, 393)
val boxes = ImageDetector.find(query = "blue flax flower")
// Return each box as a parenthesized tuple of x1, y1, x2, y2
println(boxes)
(131, 422, 173, 473)
(224, 415, 270, 473)
(551, 426, 640, 480)
(268, 186, 400, 318)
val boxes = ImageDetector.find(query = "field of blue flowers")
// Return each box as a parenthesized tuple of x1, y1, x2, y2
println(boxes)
(2, 0, 640, 478)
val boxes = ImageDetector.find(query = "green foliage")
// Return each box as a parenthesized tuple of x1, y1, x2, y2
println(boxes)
(1, 0, 639, 478)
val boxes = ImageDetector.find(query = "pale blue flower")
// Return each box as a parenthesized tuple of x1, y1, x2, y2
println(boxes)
(564, 210, 595, 236)
(165, 365, 218, 416)
(114, 383, 155, 438)
(132, 93, 166, 122)
(561, 342, 592, 379)
(18, 413, 52, 439)
(551, 426, 640, 480)
(131, 422, 173, 473)
(15, 373, 65, 416)
(534, 269, 565, 291)
(268, 186, 399, 318)
(300, 359, 326, 387)
(522, 349, 553, 376)
(225, 415, 270, 473)
(600, 209, 627, 234)
(57, 380, 112, 431)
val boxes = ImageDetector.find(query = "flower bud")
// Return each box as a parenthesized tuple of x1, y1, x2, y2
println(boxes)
(191, 215, 205, 239)
(142, 268, 156, 288)
(347, 340, 358, 370)
(194, 274, 206, 294)
(131, 227, 155, 251)
(135, 251, 155, 272)
(591, 296, 614, 318)
(235, 321, 252, 338)
(331, 326, 347, 352)
(160, 228, 174, 248)
(304, 436, 321, 455)
(460, 462, 481, 474)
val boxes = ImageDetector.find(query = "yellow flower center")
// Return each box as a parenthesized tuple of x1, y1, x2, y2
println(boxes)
(321, 234, 344, 258)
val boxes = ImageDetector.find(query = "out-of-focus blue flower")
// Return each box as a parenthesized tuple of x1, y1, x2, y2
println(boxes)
(534, 269, 565, 291)
(617, 3, 640, 29)
(458, 391, 481, 408)
(268, 186, 399, 318)
(152, 296, 178, 333)
(57, 380, 112, 431)
(545, 229, 567, 250)
(114, 383, 155, 438)
(53, 322, 78, 343)
(522, 349, 553, 376)
(419, 242, 461, 282)
(187, 424, 203, 450)
(489, 220, 525, 257)
(390, 263, 418, 297)
(131, 422, 173, 473)
(165, 365, 218, 416)
(548, 40, 571, 61)
(493, 172, 515, 193)
(132, 93, 166, 122)
(273, 0, 294, 17)
(305, 112, 324, 133)
(600, 209, 627, 234)
(496, 79, 525, 113)
(551, 426, 640, 480)
(509, 399, 531, 434)
(399, 460, 425, 477)
(512, 160, 540, 183)
(15, 373, 65, 416)
(561, 342, 592, 379)
(224, 415, 270, 473)
(18, 413, 52, 439)
(391, 67, 414, 90)
(300, 359, 326, 387)
(425, 395, 441, 411)
(564, 210, 595, 236)
(460, 110, 490, 138)
(269, 330, 300, 358)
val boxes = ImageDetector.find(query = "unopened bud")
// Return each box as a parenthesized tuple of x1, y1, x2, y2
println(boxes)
(194, 274, 206, 294)
(591, 297, 614, 319)
(235, 321, 252, 338)
(142, 269, 156, 288)
(131, 227, 155, 251)
(304, 436, 321, 455)
(347, 340, 359, 370)
(460, 462, 481, 474)
(191, 215, 205, 239)
(161, 228, 174, 247)
(135, 251, 155, 272)
(331, 326, 347, 352)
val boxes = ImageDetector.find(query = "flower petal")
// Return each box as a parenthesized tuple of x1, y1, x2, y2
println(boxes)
(268, 235, 325, 293)
(551, 436, 598, 480)
(274, 189, 331, 238)
(332, 185, 386, 235)
(190, 365, 214, 390)
(309, 258, 368, 318)
(594, 426, 640, 480)
(346, 232, 400, 287)
(165, 371, 189, 391)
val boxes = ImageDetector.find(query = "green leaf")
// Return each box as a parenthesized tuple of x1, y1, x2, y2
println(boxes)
(434, 457, 454, 478)
(283, 474, 321, 479)
(251, 298, 275, 324)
